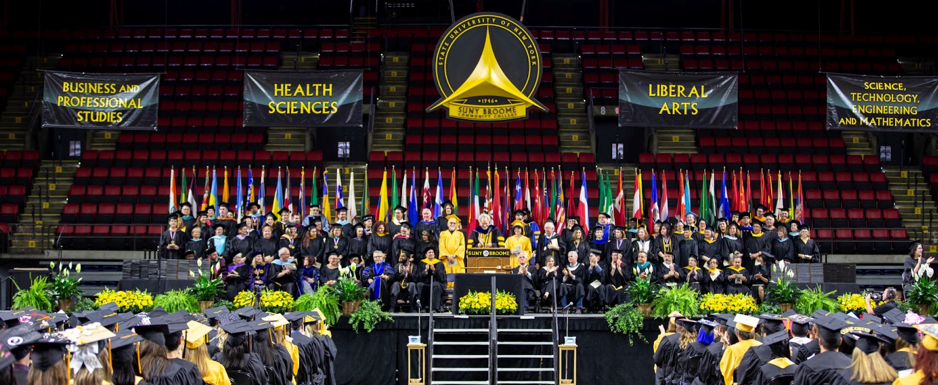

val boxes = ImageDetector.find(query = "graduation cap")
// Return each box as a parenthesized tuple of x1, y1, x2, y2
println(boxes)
(262, 314, 290, 329)
(217, 202, 230, 209)
(400, 221, 412, 229)
(168, 212, 181, 221)
(916, 324, 938, 352)
(764, 212, 776, 219)
(755, 204, 768, 212)
(108, 329, 143, 351)
(883, 308, 908, 325)
(393, 205, 407, 213)
(306, 309, 325, 324)
(197, 210, 209, 217)
(446, 214, 461, 224)
(811, 309, 831, 319)
(215, 313, 240, 327)
(30, 335, 70, 370)
(212, 223, 226, 231)
(713, 314, 733, 326)
(204, 306, 229, 321)
(851, 331, 890, 354)
(1, 325, 41, 350)
(205, 205, 217, 212)
(762, 330, 790, 347)
(179, 202, 192, 210)
(614, 225, 627, 232)
(220, 321, 253, 347)
(235, 306, 259, 321)
(598, 212, 611, 219)
(326, 250, 339, 257)
(348, 253, 363, 261)
(815, 315, 848, 341)
(134, 321, 170, 347)
(247, 203, 260, 211)
(335, 207, 348, 213)
(863, 314, 883, 324)
(309, 203, 321, 209)
(567, 216, 580, 223)
(589, 249, 602, 255)
(184, 321, 213, 349)
(788, 315, 814, 336)
(697, 319, 719, 334)
(733, 314, 760, 333)
(0, 347, 13, 369)
(758, 314, 787, 334)
(896, 324, 920, 344)
(116, 313, 142, 330)
(237, 222, 250, 230)
(362, 215, 375, 222)
(283, 311, 310, 329)
(61, 322, 116, 347)
(513, 209, 525, 217)
(739, 212, 751, 219)
(0, 310, 26, 328)
(183, 249, 196, 258)
(678, 318, 698, 331)
(278, 208, 292, 215)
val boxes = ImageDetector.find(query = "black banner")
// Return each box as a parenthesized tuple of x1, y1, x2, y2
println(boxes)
(42, 71, 160, 130)
(243, 70, 363, 127)
(618, 70, 738, 129)
(826, 74, 938, 131)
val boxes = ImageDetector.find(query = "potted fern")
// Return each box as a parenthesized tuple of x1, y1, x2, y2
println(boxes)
(153, 289, 200, 313)
(12, 275, 54, 312)
(335, 277, 366, 316)
(295, 286, 341, 326)
(906, 278, 938, 316)
(49, 262, 83, 312)
(349, 299, 394, 333)
(604, 302, 648, 346)
(189, 259, 224, 311)
(628, 277, 660, 317)
(795, 285, 840, 316)
(766, 264, 798, 312)
(651, 283, 701, 318)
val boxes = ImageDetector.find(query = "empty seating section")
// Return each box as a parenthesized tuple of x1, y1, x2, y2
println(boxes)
(0, 35, 27, 111)
(0, 151, 39, 229)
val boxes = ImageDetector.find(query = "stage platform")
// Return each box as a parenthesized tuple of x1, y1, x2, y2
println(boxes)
(330, 312, 663, 385)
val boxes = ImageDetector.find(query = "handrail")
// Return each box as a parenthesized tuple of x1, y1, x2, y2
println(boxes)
(489, 276, 498, 385)
(368, 85, 376, 133)
(551, 271, 560, 385)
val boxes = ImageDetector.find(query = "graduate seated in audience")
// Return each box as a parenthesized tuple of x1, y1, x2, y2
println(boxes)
(653, 313, 684, 385)
(561, 251, 587, 313)
(539, 256, 564, 311)
(894, 323, 938, 385)
(836, 331, 898, 385)
(363, 251, 395, 310)
(720, 314, 762, 385)
(584, 249, 606, 312)
(514, 251, 538, 310)
(604, 250, 629, 307)
(752, 330, 799, 385)
(183, 321, 230, 385)
(676, 319, 718, 385)
(792, 315, 851, 385)
(725, 255, 750, 296)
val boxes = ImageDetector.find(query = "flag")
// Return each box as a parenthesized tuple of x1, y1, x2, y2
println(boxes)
(684, 171, 692, 220)
(409, 170, 419, 225)
(273, 168, 283, 221)
(579, 170, 590, 229)
(661, 171, 670, 222)
(614, 169, 625, 225)
(567, 171, 576, 220)
(236, 167, 243, 221)
(524, 170, 532, 212)
(677, 170, 686, 221)
(555, 169, 565, 226)
(468, 168, 475, 229)
(391, 167, 399, 211)
(209, 167, 218, 210)
(362, 168, 370, 216)
(179, 167, 187, 205)
(738, 169, 746, 213)
(485, 168, 492, 213)
(632, 170, 642, 219)
(222, 167, 229, 204)
(335, 168, 345, 214)
(399, 167, 408, 210)
(284, 168, 291, 213)
(767, 170, 775, 211)
(450, 168, 458, 214)
(533, 169, 542, 224)
(699, 170, 708, 223)
(504, 167, 511, 230)
(434, 168, 444, 218)
(422, 169, 431, 210)
(258, 167, 265, 212)
(169, 167, 177, 214)
(187, 167, 197, 211)
(795, 172, 804, 222)
(747, 171, 753, 215)
(709, 171, 716, 224)
(348, 171, 357, 223)
(247, 167, 255, 207)
(719, 170, 730, 219)
(514, 171, 523, 210)
(377, 169, 389, 222)
(201, 167, 210, 211)
(542, 169, 550, 221)
(322, 169, 331, 223)
(598, 171, 606, 217)
(493, 169, 502, 230)
(731, 170, 738, 212)
(299, 168, 306, 217)
(549, 169, 557, 220)
(759, 170, 766, 209)
(650, 171, 660, 226)
(775, 171, 784, 217)
(788, 172, 794, 219)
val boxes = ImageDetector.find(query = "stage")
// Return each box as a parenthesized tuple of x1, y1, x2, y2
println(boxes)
(329, 313, 664, 385)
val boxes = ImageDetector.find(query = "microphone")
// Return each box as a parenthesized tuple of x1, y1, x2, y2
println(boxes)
(562, 302, 574, 311)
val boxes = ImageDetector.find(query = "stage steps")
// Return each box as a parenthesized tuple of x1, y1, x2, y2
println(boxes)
(495, 327, 555, 385)
(430, 326, 490, 384)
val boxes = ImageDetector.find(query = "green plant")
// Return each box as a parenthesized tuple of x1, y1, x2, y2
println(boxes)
(795, 286, 840, 315)
(334, 277, 366, 303)
(766, 264, 798, 304)
(905, 279, 938, 307)
(295, 286, 341, 326)
(628, 277, 660, 305)
(349, 299, 394, 333)
(12, 275, 54, 312)
(154, 290, 200, 313)
(651, 284, 701, 318)
(71, 297, 97, 313)
(604, 302, 648, 346)
(757, 302, 781, 315)
(48, 262, 83, 301)
(897, 300, 915, 313)
(189, 259, 224, 301)
(215, 300, 235, 311)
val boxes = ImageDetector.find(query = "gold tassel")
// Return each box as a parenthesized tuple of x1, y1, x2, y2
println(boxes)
(136, 343, 142, 376)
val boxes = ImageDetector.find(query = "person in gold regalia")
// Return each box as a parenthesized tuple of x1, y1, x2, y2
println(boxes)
(719, 314, 762, 385)
(183, 321, 230, 385)
(504, 224, 533, 269)
(438, 215, 466, 288)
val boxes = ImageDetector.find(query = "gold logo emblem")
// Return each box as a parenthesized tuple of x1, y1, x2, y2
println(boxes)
(427, 13, 547, 122)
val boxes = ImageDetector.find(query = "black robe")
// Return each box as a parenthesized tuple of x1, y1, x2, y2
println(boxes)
(275, 345, 295, 385)
(754, 359, 799, 385)
(791, 351, 851, 385)
(885, 350, 913, 372)
(725, 266, 750, 295)
(735, 345, 774, 385)
(677, 237, 699, 268)
(226, 235, 255, 262)
(538, 266, 565, 304)
(390, 235, 416, 266)
(513, 264, 539, 305)
(159, 229, 186, 259)
(604, 237, 633, 267)
(300, 237, 326, 264)
(184, 238, 206, 260)
(677, 342, 710, 385)
(270, 262, 299, 296)
(655, 235, 681, 268)
(144, 358, 204, 385)
(722, 235, 746, 266)
(605, 263, 629, 306)
(386, 219, 405, 237)
(698, 238, 726, 267)
(470, 226, 504, 249)
(279, 235, 300, 258)
(415, 240, 437, 261)
(632, 238, 658, 264)
(744, 233, 771, 271)
(225, 263, 250, 300)
(367, 233, 393, 264)
(324, 237, 349, 263)
(654, 333, 680, 385)
(289, 332, 321, 385)
(794, 238, 820, 263)
(683, 267, 704, 292)
(254, 237, 280, 259)
(319, 266, 341, 287)
(317, 335, 338, 385)
(792, 339, 820, 364)
(414, 220, 439, 241)
(660, 262, 685, 288)
(702, 268, 727, 295)
(414, 259, 448, 310)
(347, 237, 368, 259)
(771, 237, 796, 264)
(565, 239, 590, 266)
(693, 341, 725, 385)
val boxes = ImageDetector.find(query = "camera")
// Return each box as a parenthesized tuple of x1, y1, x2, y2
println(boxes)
(865, 288, 882, 302)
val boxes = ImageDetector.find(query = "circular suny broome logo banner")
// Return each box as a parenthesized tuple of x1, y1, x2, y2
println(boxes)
(427, 12, 547, 122)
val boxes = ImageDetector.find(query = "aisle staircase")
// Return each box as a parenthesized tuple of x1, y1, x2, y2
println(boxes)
(352, 16, 377, 42)
(265, 127, 307, 152)
(280, 51, 319, 71)
(842, 131, 875, 156)
(88, 130, 119, 150)
(883, 166, 935, 241)
(656, 128, 697, 153)
(371, 53, 408, 152)
(9, 160, 78, 253)
(0, 55, 60, 151)
(552, 53, 591, 153)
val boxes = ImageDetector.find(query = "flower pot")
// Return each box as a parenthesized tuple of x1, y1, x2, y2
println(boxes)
(637, 303, 652, 317)
(919, 303, 931, 316)
(342, 300, 361, 316)
(199, 301, 214, 311)
(779, 303, 794, 312)
(58, 299, 73, 312)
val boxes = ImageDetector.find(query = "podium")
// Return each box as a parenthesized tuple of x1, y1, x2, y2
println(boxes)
(465, 248, 512, 273)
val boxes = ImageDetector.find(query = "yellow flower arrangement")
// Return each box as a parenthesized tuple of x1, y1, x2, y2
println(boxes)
(233, 291, 255, 309)
(699, 293, 758, 314)
(459, 290, 518, 315)
(838, 293, 883, 314)
(260, 289, 295, 313)
(94, 288, 154, 313)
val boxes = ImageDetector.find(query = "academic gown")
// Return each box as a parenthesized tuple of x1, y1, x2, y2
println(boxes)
(744, 233, 771, 271)
(324, 237, 350, 264)
(538, 267, 565, 305)
(214, 218, 237, 238)
(655, 235, 681, 268)
(180, 216, 197, 234)
(255, 237, 280, 259)
(363, 261, 395, 306)
(367, 233, 393, 264)
(414, 220, 439, 241)
(338, 222, 354, 239)
(835, 368, 892, 385)
(159, 229, 186, 259)
(629, 263, 656, 283)
(753, 358, 798, 385)
(794, 238, 820, 263)
(560, 263, 587, 307)
(677, 237, 699, 268)
(698, 238, 726, 267)
(318, 335, 338, 385)
(584, 264, 606, 308)
(659, 262, 685, 288)
(792, 339, 820, 364)
(184, 238, 207, 260)
(289, 332, 321, 385)
(735, 344, 774, 385)
(224, 263, 250, 300)
(319, 266, 341, 287)
(604, 237, 633, 267)
(13, 364, 26, 385)
(226, 235, 255, 262)
(414, 259, 447, 310)
(347, 237, 368, 259)
(654, 333, 680, 385)
(415, 240, 437, 262)
(565, 239, 590, 266)
(242, 353, 270, 385)
(390, 235, 416, 266)
(386, 219, 405, 237)
(144, 358, 204, 385)
(249, 263, 271, 290)
(791, 351, 852, 385)
(722, 235, 746, 266)
(632, 238, 659, 264)
(693, 341, 725, 385)
(300, 237, 326, 264)
(274, 344, 295, 385)
(725, 266, 750, 295)
(470, 226, 504, 249)
(605, 263, 629, 306)
(270, 261, 299, 296)
(677, 342, 710, 385)
(513, 264, 539, 306)
(885, 349, 913, 372)
(750, 263, 772, 298)
(702, 268, 727, 295)
(279, 235, 300, 258)
(772, 237, 796, 264)
(683, 267, 704, 292)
